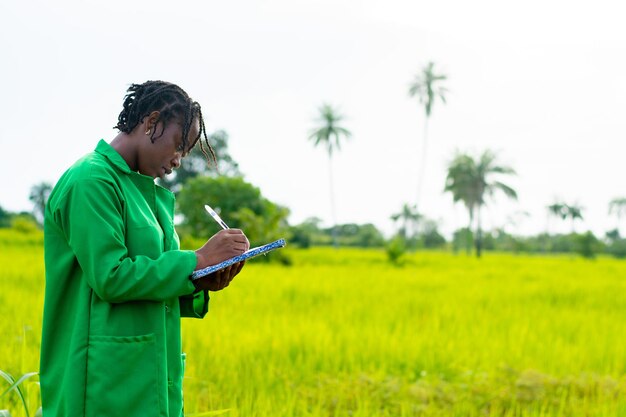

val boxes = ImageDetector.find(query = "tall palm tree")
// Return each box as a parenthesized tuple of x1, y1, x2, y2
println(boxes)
(408, 62, 448, 208)
(444, 150, 517, 257)
(390, 203, 422, 243)
(309, 103, 352, 247)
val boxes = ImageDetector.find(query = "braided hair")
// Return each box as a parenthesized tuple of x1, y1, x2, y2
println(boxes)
(114, 80, 216, 166)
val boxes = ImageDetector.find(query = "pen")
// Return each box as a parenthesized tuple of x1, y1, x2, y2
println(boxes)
(204, 205, 230, 230)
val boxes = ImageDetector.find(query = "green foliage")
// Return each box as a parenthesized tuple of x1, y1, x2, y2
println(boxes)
(288, 219, 385, 248)
(607, 238, 626, 258)
(452, 227, 473, 254)
(10, 216, 40, 234)
(390, 203, 421, 246)
(575, 231, 603, 259)
(160, 130, 241, 193)
(445, 149, 517, 257)
(418, 219, 447, 248)
(605, 228, 620, 242)
(0, 205, 11, 228)
(325, 223, 385, 247)
(177, 176, 289, 247)
(456, 230, 617, 259)
(287, 217, 322, 248)
(547, 201, 585, 232)
(0, 370, 39, 417)
(0, 209, 39, 231)
(385, 234, 407, 265)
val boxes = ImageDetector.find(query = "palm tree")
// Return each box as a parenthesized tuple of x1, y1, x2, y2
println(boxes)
(390, 203, 422, 244)
(548, 202, 568, 221)
(547, 202, 568, 234)
(566, 203, 584, 233)
(444, 150, 517, 257)
(547, 202, 583, 233)
(309, 103, 352, 247)
(609, 197, 626, 231)
(408, 62, 448, 208)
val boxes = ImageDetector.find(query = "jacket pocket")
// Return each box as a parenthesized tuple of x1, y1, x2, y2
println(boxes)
(85, 333, 165, 417)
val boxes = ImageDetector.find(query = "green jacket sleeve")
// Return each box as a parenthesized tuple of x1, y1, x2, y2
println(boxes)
(179, 290, 210, 318)
(56, 177, 197, 303)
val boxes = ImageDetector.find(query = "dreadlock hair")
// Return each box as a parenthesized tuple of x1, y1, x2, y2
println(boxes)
(114, 80, 216, 167)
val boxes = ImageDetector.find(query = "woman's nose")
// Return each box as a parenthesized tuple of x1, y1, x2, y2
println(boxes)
(171, 154, 182, 168)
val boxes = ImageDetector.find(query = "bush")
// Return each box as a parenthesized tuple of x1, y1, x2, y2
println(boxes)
(575, 232, 603, 259)
(386, 235, 407, 265)
(10, 215, 39, 234)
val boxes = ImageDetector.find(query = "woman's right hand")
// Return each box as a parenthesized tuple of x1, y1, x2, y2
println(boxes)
(194, 229, 250, 270)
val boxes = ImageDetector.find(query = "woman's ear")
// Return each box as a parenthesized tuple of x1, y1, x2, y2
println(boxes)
(144, 111, 161, 133)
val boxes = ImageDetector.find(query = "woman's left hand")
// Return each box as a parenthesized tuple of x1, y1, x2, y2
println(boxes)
(193, 261, 245, 291)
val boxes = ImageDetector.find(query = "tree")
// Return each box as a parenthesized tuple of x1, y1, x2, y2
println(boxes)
(565, 203, 584, 233)
(408, 62, 448, 208)
(328, 223, 385, 247)
(420, 219, 447, 248)
(547, 202, 567, 233)
(547, 201, 583, 233)
(545, 201, 567, 240)
(390, 203, 422, 247)
(29, 182, 53, 225)
(308, 103, 352, 247)
(160, 129, 241, 192)
(609, 197, 626, 231)
(289, 217, 323, 248)
(547, 202, 567, 220)
(444, 150, 517, 257)
(0, 205, 12, 228)
(176, 176, 289, 247)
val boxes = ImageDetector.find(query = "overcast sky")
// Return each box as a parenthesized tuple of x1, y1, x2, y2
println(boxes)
(1, 0, 625, 237)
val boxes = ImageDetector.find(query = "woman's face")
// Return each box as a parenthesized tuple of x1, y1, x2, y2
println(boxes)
(137, 118, 200, 179)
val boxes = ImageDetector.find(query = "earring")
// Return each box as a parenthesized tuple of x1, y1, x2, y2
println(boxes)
(145, 129, 151, 136)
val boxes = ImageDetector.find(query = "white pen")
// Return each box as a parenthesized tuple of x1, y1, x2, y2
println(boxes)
(204, 205, 230, 230)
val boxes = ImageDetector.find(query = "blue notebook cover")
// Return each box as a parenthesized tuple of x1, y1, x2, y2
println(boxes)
(191, 238, 286, 280)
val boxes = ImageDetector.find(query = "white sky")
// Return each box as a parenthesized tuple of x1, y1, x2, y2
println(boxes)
(1, 0, 625, 238)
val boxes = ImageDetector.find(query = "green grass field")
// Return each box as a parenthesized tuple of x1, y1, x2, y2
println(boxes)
(1, 229, 625, 416)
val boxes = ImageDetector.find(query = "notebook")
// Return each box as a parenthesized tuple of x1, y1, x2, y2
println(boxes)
(191, 238, 286, 279)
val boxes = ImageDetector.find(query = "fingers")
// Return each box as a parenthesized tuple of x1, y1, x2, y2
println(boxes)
(196, 229, 250, 270)
(217, 229, 249, 254)
(220, 262, 244, 289)
(233, 261, 245, 276)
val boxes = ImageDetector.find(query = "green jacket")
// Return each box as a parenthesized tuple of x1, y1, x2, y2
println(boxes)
(41, 140, 208, 417)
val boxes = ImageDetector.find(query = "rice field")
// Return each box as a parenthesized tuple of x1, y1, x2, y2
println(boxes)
(1, 229, 625, 416)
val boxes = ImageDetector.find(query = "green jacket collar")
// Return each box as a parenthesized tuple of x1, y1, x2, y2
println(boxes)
(94, 139, 174, 198)
(95, 139, 132, 174)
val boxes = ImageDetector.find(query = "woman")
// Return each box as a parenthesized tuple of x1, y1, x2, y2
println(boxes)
(40, 81, 249, 417)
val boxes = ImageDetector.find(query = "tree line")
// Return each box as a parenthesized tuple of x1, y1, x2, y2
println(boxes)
(3, 62, 624, 261)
